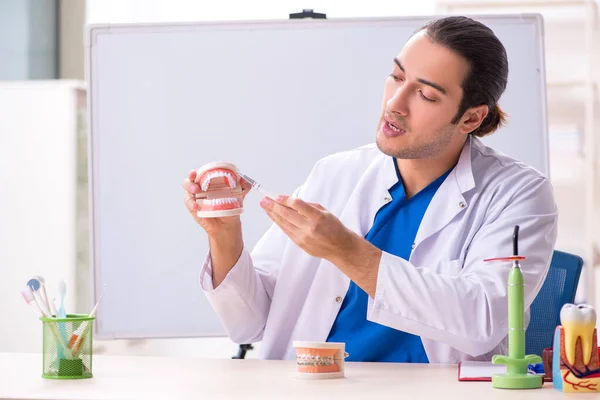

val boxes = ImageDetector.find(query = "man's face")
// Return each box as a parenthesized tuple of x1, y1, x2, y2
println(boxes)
(376, 31, 469, 159)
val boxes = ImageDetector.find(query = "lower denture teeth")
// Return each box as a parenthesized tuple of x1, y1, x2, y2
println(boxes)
(202, 197, 239, 206)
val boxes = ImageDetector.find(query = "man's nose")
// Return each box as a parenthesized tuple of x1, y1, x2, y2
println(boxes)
(386, 86, 409, 117)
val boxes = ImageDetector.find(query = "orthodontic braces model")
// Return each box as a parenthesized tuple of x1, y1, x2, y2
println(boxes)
(296, 354, 335, 367)
(292, 341, 348, 380)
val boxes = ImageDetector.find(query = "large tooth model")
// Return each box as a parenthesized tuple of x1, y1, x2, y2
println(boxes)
(553, 303, 600, 392)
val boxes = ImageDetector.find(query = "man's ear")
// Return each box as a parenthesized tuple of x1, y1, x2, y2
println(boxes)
(458, 105, 488, 135)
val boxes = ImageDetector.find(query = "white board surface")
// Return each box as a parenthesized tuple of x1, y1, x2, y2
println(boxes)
(86, 15, 548, 339)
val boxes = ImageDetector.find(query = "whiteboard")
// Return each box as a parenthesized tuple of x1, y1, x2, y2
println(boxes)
(86, 15, 548, 339)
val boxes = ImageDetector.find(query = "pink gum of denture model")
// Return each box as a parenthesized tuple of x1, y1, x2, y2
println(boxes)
(194, 161, 244, 218)
(292, 341, 347, 380)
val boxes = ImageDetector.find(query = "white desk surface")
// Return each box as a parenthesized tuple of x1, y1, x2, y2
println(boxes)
(0, 352, 593, 399)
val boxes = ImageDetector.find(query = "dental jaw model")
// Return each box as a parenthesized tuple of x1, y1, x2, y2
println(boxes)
(553, 303, 600, 392)
(194, 162, 244, 218)
(292, 341, 348, 380)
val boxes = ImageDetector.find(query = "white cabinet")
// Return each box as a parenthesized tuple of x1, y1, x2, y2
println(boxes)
(0, 80, 87, 352)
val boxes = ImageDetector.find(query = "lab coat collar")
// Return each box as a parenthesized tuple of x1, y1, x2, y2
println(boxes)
(455, 135, 476, 194)
(413, 136, 476, 248)
(383, 155, 399, 191)
(382, 135, 476, 193)
(343, 136, 476, 242)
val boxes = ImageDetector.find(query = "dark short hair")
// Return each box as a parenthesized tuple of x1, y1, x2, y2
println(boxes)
(420, 16, 509, 137)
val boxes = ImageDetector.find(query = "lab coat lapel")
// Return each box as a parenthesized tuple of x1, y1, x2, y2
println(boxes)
(338, 154, 399, 237)
(414, 137, 476, 248)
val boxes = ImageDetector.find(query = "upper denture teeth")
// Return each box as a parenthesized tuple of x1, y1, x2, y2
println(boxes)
(226, 174, 236, 189)
(201, 171, 237, 191)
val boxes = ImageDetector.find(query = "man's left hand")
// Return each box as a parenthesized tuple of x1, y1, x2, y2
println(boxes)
(259, 195, 355, 262)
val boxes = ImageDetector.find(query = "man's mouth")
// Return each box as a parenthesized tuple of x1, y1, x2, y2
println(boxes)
(382, 115, 406, 136)
(386, 120, 403, 133)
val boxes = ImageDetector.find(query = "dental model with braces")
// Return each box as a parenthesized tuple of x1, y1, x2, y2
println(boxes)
(292, 341, 348, 380)
(194, 161, 244, 218)
(296, 354, 335, 367)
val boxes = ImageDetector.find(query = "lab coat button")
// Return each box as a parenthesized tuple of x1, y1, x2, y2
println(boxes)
(411, 243, 416, 249)
(458, 201, 466, 208)
(335, 296, 342, 303)
(384, 196, 391, 202)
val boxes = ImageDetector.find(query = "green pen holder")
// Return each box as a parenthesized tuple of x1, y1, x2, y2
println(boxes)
(40, 314, 95, 379)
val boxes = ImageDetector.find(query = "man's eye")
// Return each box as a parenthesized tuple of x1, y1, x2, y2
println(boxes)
(388, 73, 403, 82)
(418, 90, 435, 102)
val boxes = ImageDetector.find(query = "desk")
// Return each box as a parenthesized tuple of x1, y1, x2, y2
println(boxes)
(0, 352, 594, 399)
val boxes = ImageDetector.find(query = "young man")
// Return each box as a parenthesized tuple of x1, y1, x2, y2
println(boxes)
(182, 16, 558, 363)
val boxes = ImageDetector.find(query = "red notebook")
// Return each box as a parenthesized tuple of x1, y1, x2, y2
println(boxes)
(457, 361, 506, 382)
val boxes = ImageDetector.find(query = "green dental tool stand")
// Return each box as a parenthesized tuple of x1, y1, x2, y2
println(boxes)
(490, 225, 542, 389)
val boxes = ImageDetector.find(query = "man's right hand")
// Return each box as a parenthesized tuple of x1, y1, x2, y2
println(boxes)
(183, 169, 252, 287)
(182, 169, 252, 236)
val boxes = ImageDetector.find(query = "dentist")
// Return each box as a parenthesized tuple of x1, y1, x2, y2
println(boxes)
(183, 16, 558, 363)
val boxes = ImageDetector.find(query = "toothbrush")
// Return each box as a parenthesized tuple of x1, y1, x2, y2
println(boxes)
(56, 281, 68, 360)
(33, 275, 57, 317)
(69, 285, 107, 355)
(26, 279, 51, 316)
(57, 281, 67, 318)
(21, 287, 44, 315)
(23, 282, 73, 358)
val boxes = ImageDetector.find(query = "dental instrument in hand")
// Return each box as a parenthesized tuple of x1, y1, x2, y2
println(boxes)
(236, 169, 277, 200)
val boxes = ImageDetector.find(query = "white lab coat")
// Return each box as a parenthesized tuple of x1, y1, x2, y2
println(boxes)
(199, 136, 558, 363)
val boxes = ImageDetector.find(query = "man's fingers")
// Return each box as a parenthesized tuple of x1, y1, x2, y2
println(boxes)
(308, 202, 326, 211)
(183, 177, 200, 194)
(277, 195, 321, 218)
(184, 191, 198, 212)
(265, 209, 297, 240)
(264, 198, 306, 229)
(184, 170, 201, 193)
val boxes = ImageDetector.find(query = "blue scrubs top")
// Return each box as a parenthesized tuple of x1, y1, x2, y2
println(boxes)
(326, 159, 452, 362)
